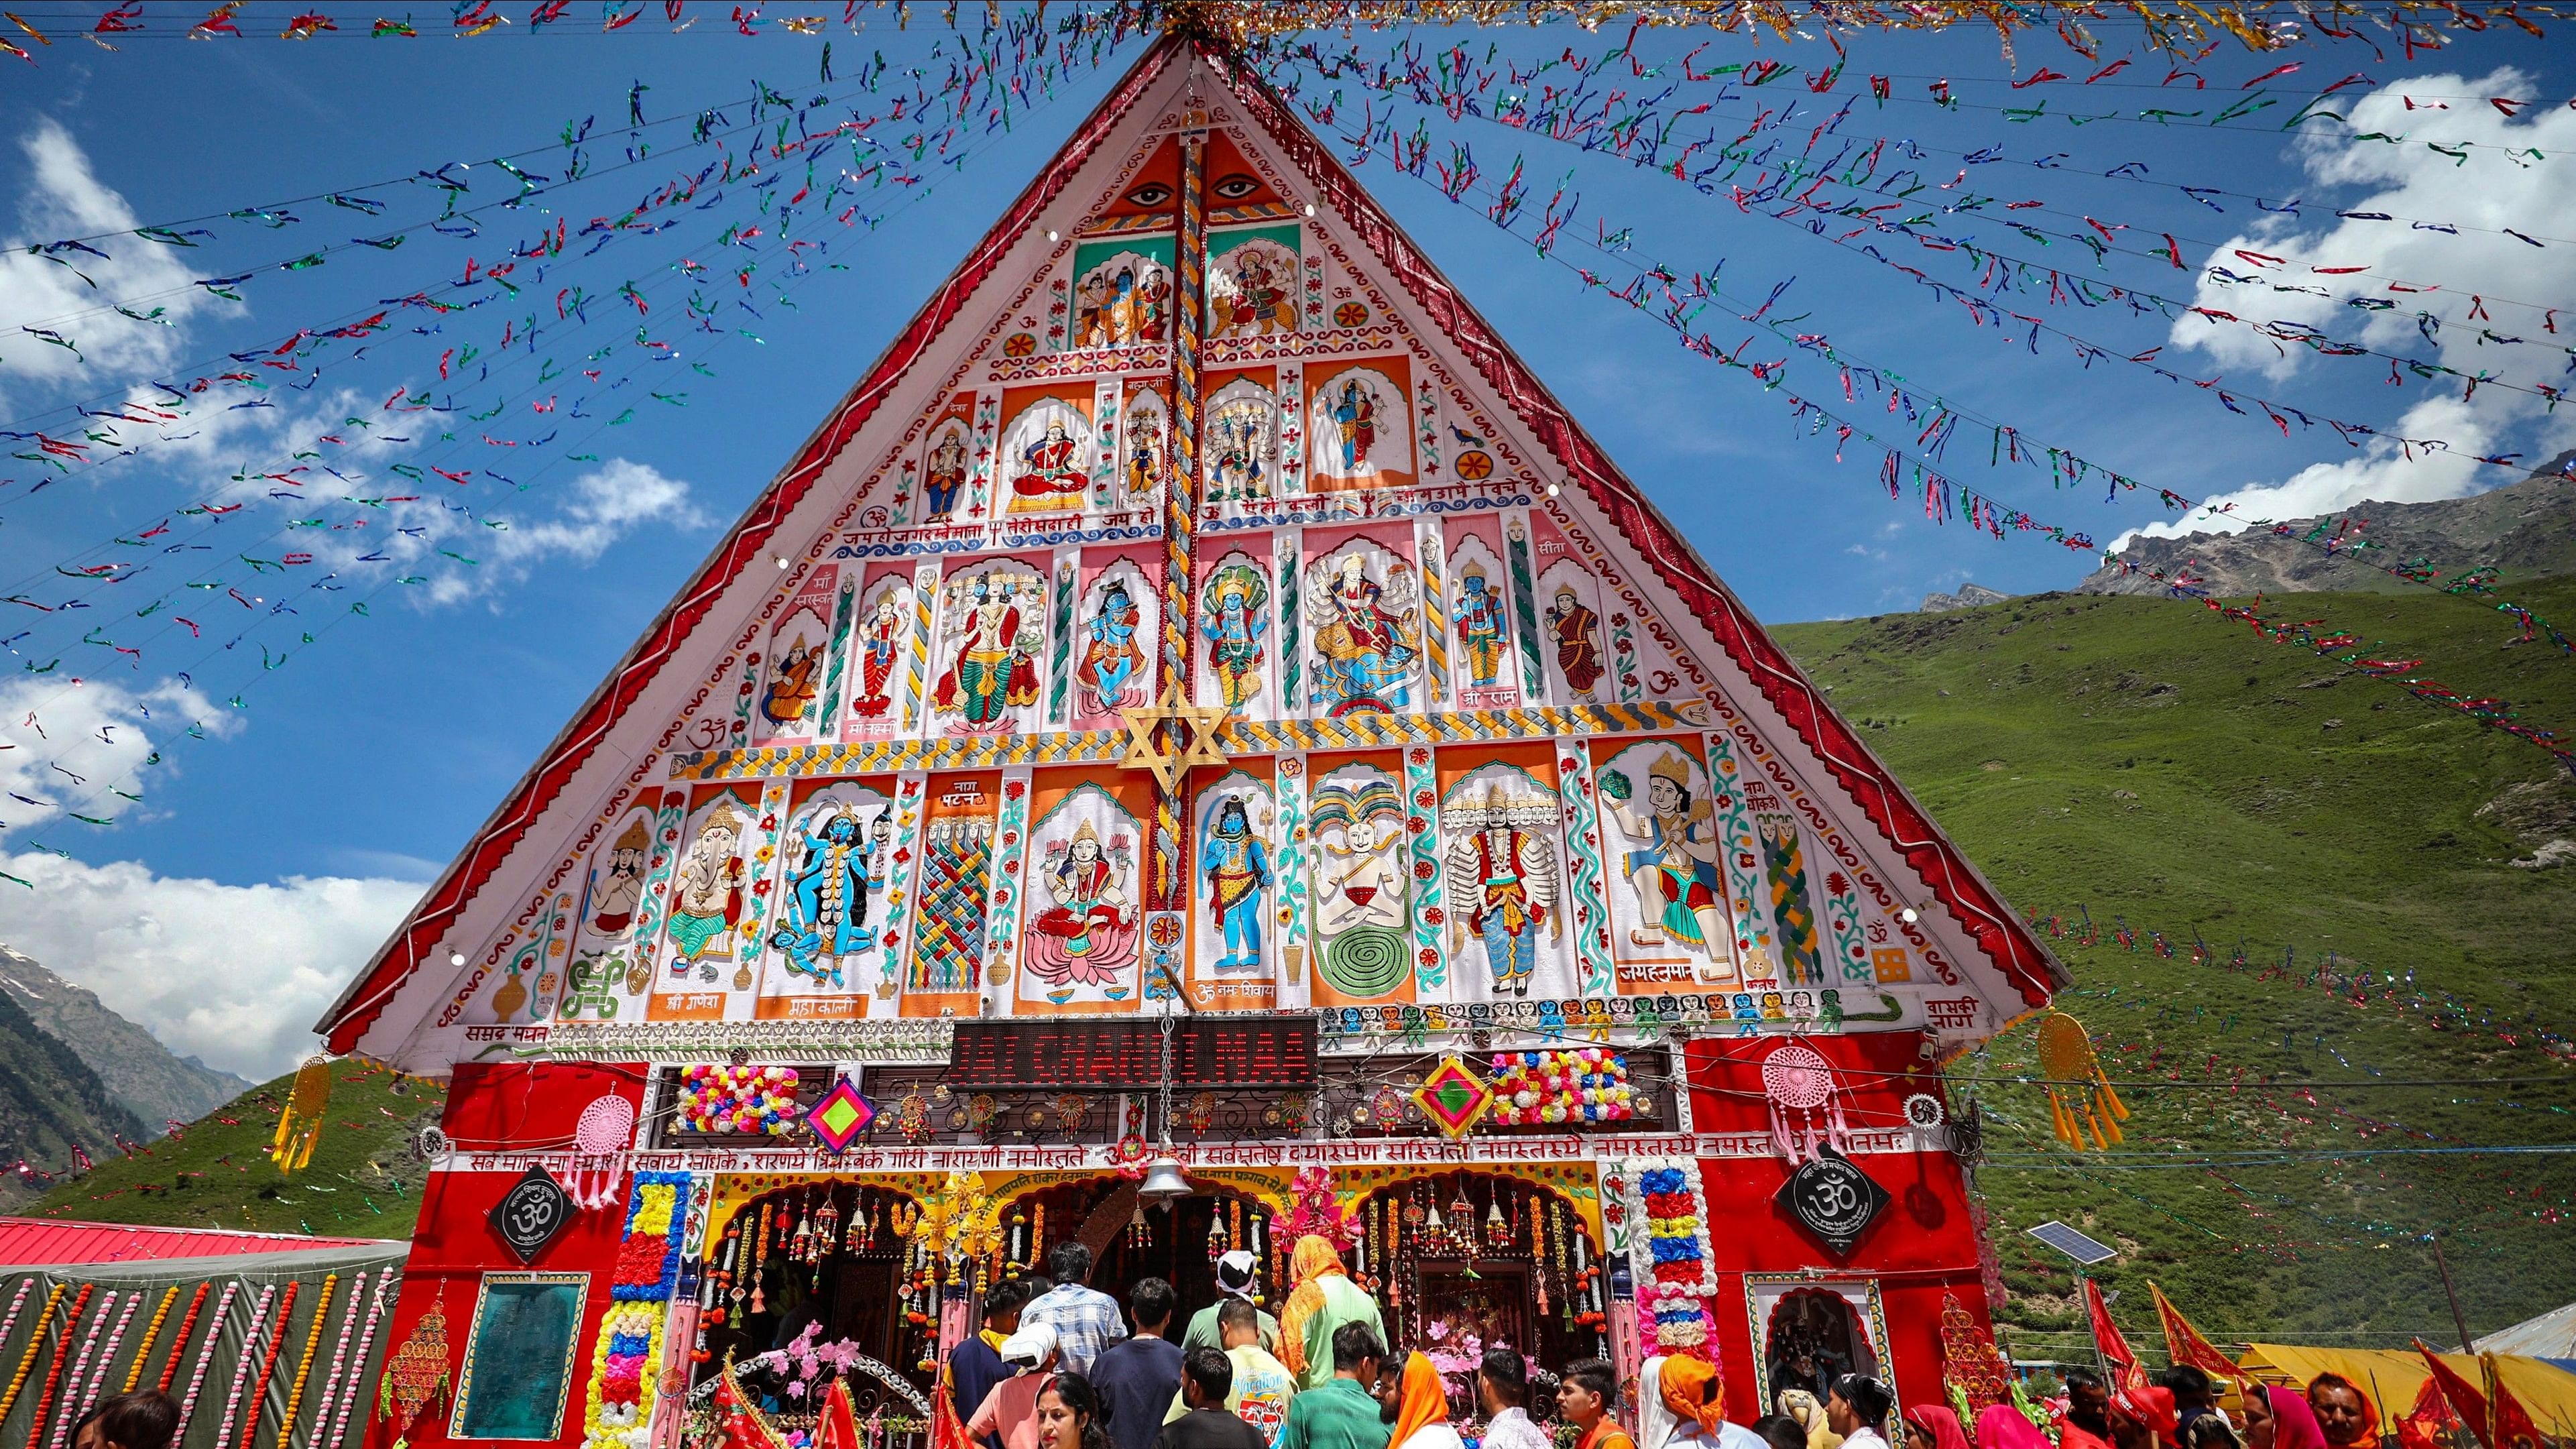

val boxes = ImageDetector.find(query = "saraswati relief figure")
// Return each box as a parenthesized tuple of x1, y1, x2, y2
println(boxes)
(1199, 564, 1269, 712)
(759, 634, 821, 726)
(1025, 819, 1138, 1002)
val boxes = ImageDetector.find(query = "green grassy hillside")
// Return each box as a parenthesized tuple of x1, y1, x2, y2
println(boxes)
(1773, 584, 2576, 1358)
(23, 1059, 445, 1240)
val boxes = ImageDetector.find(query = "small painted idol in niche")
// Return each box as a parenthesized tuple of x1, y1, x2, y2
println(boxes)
(1224, 247, 1292, 335)
(1444, 785, 1561, 997)
(1327, 376, 1379, 475)
(760, 634, 821, 727)
(851, 593, 903, 720)
(1600, 751, 1729, 957)
(1134, 266, 1171, 343)
(936, 575, 1041, 728)
(1547, 585, 1606, 695)
(1027, 819, 1137, 1000)
(1075, 581, 1146, 716)
(1125, 406, 1166, 502)
(1206, 396, 1271, 502)
(1199, 565, 1269, 711)
(587, 815, 652, 935)
(1454, 566, 1508, 687)
(1313, 554, 1418, 715)
(1200, 793, 1272, 974)
(1077, 272, 1118, 349)
(777, 805, 887, 986)
(666, 799, 748, 972)
(1011, 416, 1088, 504)
(1311, 779, 1411, 1000)
(923, 426, 970, 520)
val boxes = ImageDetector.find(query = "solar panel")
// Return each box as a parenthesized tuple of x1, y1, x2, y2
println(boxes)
(2026, 1220, 2118, 1265)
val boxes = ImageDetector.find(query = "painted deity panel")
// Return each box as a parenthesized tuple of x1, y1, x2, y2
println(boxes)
(1305, 363, 1413, 492)
(1444, 533, 1517, 709)
(1591, 738, 1741, 993)
(1303, 534, 1421, 718)
(1018, 779, 1145, 1011)
(1067, 557, 1157, 731)
(650, 783, 774, 1019)
(1190, 768, 1279, 1008)
(1538, 559, 1612, 705)
(1438, 758, 1574, 1002)
(756, 780, 898, 1019)
(931, 560, 1047, 736)
(1209, 227, 1299, 338)
(1305, 758, 1413, 1006)
(752, 565, 849, 744)
(556, 801, 661, 1022)
(1070, 239, 1173, 350)
(997, 393, 1094, 516)
(844, 568, 919, 738)
(1122, 386, 1170, 507)
(1196, 549, 1275, 718)
(915, 408, 977, 525)
(1205, 378, 1279, 503)
(904, 773, 1000, 1012)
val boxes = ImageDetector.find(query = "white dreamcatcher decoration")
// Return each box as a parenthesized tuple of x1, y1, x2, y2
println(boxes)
(568, 1093, 639, 1211)
(1760, 1042, 1851, 1163)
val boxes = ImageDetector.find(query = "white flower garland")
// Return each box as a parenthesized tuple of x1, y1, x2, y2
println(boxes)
(1632, 1157, 1720, 1353)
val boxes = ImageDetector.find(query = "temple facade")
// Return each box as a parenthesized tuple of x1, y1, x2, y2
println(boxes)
(318, 30, 2064, 1449)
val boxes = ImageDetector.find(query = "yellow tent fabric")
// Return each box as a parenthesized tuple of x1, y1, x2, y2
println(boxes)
(2237, 1344, 2576, 1436)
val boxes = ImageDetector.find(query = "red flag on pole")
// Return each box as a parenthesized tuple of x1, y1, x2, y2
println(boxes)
(711, 1356, 790, 1449)
(2148, 1283, 2241, 1378)
(815, 1376, 862, 1449)
(2414, 1342, 2492, 1449)
(2396, 1374, 2461, 1449)
(2480, 1354, 2544, 1449)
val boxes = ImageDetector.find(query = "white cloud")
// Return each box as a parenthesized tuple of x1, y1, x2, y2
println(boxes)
(422, 457, 709, 605)
(0, 117, 213, 400)
(2138, 68, 2576, 540)
(0, 674, 234, 840)
(0, 852, 424, 1081)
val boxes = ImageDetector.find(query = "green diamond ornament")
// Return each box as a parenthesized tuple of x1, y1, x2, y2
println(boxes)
(1413, 1055, 1492, 1139)
(807, 1078, 876, 1153)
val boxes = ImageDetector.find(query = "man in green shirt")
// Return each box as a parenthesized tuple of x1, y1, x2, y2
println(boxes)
(1182, 1251, 1280, 1355)
(1276, 1324, 1391, 1449)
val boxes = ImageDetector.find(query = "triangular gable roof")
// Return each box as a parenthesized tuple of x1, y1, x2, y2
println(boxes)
(318, 32, 2062, 1064)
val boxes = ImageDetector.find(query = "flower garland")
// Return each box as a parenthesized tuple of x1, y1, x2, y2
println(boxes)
(1633, 1160, 1718, 1356)
(0, 1273, 55, 1423)
(302, 1270, 377, 1449)
(123, 1285, 182, 1395)
(233, 1279, 299, 1449)
(1486, 1049, 1638, 1127)
(272, 1273, 337, 1449)
(323, 1271, 396, 1449)
(583, 1170, 692, 1449)
(47, 1288, 113, 1449)
(73, 1290, 141, 1426)
(27, 1283, 96, 1449)
(171, 1281, 241, 1439)
(675, 1065, 801, 1135)
(209, 1284, 277, 1449)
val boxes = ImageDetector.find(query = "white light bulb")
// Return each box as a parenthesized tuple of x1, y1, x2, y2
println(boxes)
(1899, 907, 1920, 924)
(1046, 229, 1060, 243)
(1303, 202, 1317, 217)
(775, 556, 791, 569)
(1546, 483, 1561, 497)
(449, 951, 467, 966)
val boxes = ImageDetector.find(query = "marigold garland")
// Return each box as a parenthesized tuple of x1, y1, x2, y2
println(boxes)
(0, 1283, 68, 1429)
(209, 1284, 276, 1449)
(123, 1285, 182, 1395)
(271, 1273, 337, 1449)
(27, 1283, 95, 1449)
(170, 1281, 240, 1439)
(233, 1280, 298, 1449)
(323, 1271, 396, 1449)
(300, 1270, 373, 1449)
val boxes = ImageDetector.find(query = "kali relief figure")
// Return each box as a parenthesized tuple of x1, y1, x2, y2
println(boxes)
(850, 592, 905, 721)
(1308, 776, 1412, 1000)
(771, 804, 891, 988)
(1444, 784, 1562, 998)
(1308, 552, 1420, 716)
(1199, 792, 1274, 974)
(666, 799, 749, 979)
(1546, 585, 1607, 696)
(1453, 565, 1509, 688)
(1599, 751, 1733, 975)
(1199, 564, 1270, 712)
(935, 573, 1043, 733)
(1026, 818, 1138, 1002)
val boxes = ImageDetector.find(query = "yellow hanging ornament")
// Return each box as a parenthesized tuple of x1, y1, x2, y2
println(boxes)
(2035, 1012, 2127, 1150)
(271, 1057, 333, 1173)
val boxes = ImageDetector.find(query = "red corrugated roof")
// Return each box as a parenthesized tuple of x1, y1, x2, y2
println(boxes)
(0, 1217, 392, 1267)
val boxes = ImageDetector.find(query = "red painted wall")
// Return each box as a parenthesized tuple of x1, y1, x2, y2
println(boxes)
(1684, 1032, 1996, 1422)
(370, 1062, 648, 1449)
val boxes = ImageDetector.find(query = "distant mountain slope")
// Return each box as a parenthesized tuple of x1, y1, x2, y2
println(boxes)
(2082, 450, 2576, 597)
(0, 945, 251, 1134)
(1774, 580, 2576, 1352)
(0, 989, 148, 1207)
(25, 1058, 445, 1239)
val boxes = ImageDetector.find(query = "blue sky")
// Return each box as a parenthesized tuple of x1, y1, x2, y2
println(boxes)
(0, 6, 2567, 1076)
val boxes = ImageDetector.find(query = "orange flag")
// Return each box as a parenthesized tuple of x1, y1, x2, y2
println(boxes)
(2148, 1283, 2240, 1378)
(2396, 1374, 2460, 1449)
(816, 1376, 863, 1449)
(2480, 1354, 2544, 1449)
(2413, 1342, 2491, 1449)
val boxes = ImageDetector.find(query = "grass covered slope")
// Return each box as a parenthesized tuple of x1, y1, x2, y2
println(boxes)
(23, 1058, 447, 1240)
(1773, 585, 2576, 1356)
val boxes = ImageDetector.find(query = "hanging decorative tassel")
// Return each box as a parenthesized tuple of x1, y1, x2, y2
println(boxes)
(1758, 1042, 1849, 1163)
(2036, 1012, 2127, 1149)
(270, 1059, 333, 1174)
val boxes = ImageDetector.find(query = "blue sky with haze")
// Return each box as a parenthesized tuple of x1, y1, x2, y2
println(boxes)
(0, 7, 2566, 1076)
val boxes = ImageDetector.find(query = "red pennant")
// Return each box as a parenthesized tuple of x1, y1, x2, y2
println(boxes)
(817, 1376, 862, 1449)
(2149, 1283, 2240, 1379)
(2397, 1373, 2459, 1449)
(2481, 1354, 2544, 1449)
(2414, 1343, 2492, 1449)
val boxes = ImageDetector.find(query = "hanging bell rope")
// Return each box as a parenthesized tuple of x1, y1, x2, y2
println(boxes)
(2035, 1012, 2127, 1151)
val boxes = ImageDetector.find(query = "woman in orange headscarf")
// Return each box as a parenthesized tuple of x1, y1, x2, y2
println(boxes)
(1276, 1236, 1387, 1389)
(1386, 1352, 1464, 1449)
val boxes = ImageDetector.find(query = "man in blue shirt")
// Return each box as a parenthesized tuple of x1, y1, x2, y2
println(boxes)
(1092, 1277, 1185, 1449)
(1022, 1242, 1128, 1375)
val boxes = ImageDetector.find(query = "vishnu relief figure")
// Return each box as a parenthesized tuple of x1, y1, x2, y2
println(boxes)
(666, 799, 749, 976)
(1453, 567, 1508, 688)
(1599, 751, 1731, 960)
(1200, 794, 1272, 974)
(1199, 565, 1269, 712)
(586, 815, 651, 935)
(1444, 787, 1561, 997)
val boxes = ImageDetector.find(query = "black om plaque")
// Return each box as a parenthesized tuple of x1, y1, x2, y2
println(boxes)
(488, 1165, 575, 1264)
(1774, 1147, 1889, 1258)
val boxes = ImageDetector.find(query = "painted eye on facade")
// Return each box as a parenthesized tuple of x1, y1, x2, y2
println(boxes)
(1212, 173, 1261, 200)
(1122, 181, 1174, 207)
